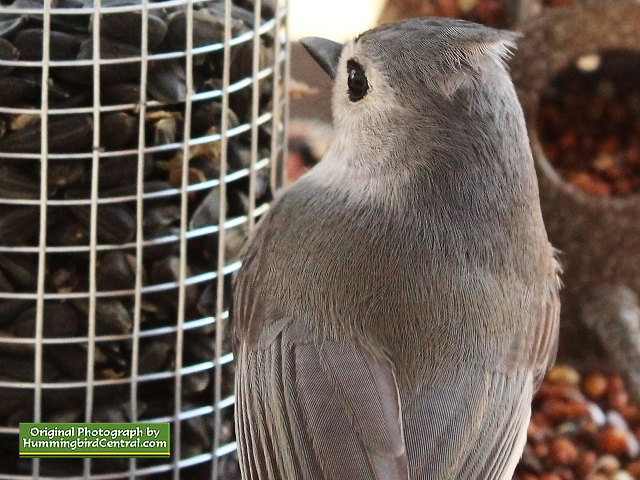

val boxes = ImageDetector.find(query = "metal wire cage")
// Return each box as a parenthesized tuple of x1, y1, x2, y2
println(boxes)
(0, 0, 288, 477)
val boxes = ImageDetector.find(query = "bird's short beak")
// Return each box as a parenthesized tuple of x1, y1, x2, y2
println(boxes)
(300, 37, 344, 79)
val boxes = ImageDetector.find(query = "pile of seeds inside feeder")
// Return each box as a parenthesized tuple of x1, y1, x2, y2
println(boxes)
(0, 0, 278, 476)
(537, 50, 640, 197)
(515, 365, 640, 480)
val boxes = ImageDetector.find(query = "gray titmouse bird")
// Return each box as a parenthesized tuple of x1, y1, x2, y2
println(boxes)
(232, 17, 561, 480)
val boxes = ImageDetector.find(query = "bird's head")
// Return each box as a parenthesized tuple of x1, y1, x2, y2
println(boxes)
(301, 19, 522, 175)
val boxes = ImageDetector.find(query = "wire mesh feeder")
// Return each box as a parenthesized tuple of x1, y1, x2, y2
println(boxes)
(0, 0, 289, 477)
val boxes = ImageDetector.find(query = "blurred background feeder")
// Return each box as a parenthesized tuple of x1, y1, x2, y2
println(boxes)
(509, 0, 640, 400)
(0, 0, 288, 478)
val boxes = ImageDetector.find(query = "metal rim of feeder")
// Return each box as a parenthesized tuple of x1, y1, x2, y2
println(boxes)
(512, 0, 640, 208)
(0, 0, 289, 478)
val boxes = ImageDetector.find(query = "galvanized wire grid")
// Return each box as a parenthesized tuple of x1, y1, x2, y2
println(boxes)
(0, 0, 289, 477)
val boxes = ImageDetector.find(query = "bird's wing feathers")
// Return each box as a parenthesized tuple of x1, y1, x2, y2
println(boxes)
(400, 367, 533, 480)
(235, 319, 538, 480)
(401, 257, 560, 480)
(234, 317, 409, 480)
(532, 253, 562, 388)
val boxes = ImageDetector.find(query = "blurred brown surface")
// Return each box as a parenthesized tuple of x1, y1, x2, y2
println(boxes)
(377, 0, 519, 28)
(289, 42, 333, 124)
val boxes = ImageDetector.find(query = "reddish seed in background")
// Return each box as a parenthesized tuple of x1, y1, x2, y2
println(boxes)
(550, 437, 579, 465)
(539, 472, 563, 480)
(596, 426, 629, 456)
(583, 372, 609, 400)
(576, 450, 597, 477)
(626, 459, 640, 477)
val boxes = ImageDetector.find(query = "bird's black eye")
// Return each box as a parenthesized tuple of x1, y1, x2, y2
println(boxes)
(347, 59, 368, 102)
